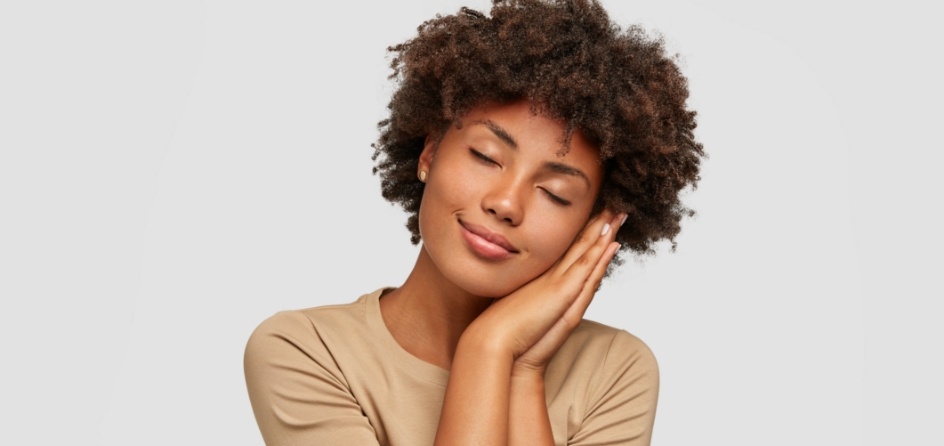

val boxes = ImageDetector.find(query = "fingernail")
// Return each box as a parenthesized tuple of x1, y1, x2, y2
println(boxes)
(601, 223, 611, 236)
(619, 214, 628, 227)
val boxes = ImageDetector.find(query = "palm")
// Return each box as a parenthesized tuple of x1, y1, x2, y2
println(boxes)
(475, 210, 623, 372)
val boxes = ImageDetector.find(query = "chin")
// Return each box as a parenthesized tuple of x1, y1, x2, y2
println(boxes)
(434, 253, 541, 299)
(457, 278, 520, 299)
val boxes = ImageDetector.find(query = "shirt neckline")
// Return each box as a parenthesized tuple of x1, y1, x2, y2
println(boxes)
(364, 288, 450, 387)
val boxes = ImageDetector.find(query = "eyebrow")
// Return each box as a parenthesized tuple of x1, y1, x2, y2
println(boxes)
(472, 119, 591, 187)
(474, 119, 518, 149)
(544, 161, 591, 187)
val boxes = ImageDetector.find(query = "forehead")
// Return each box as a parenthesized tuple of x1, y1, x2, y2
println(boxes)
(454, 101, 601, 163)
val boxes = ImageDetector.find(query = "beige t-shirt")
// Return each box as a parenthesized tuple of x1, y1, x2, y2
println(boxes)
(244, 289, 658, 445)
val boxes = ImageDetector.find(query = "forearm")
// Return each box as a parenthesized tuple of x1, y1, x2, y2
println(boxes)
(434, 328, 514, 446)
(508, 369, 555, 446)
(433, 213, 624, 445)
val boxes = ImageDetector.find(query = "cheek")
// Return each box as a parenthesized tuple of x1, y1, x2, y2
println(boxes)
(417, 172, 476, 243)
(525, 217, 585, 267)
(421, 175, 470, 214)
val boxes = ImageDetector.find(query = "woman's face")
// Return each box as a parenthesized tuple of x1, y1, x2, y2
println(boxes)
(417, 100, 604, 298)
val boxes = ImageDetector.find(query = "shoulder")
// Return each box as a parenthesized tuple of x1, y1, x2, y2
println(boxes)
(246, 293, 373, 345)
(550, 320, 660, 444)
(243, 292, 387, 444)
(243, 291, 379, 374)
(549, 319, 659, 404)
(566, 319, 658, 372)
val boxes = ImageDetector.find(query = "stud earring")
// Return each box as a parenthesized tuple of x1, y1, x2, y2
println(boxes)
(418, 170, 427, 182)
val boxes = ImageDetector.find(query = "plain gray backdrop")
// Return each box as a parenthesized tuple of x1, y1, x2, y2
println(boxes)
(2, 0, 941, 444)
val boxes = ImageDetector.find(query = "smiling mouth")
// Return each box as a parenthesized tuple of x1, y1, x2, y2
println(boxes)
(458, 220, 519, 260)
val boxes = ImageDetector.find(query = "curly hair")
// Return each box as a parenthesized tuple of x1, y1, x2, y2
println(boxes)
(372, 0, 704, 258)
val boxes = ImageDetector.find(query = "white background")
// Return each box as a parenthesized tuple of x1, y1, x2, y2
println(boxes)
(1, 0, 941, 444)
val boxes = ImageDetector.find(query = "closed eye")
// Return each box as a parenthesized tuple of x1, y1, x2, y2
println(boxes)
(541, 188, 571, 206)
(470, 148, 498, 165)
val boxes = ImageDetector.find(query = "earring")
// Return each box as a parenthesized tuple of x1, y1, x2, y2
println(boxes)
(418, 170, 427, 182)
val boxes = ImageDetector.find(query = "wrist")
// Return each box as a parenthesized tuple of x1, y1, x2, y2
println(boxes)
(458, 321, 517, 360)
(511, 361, 547, 381)
(509, 367, 546, 410)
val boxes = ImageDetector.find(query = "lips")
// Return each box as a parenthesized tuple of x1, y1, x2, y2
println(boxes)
(458, 220, 519, 260)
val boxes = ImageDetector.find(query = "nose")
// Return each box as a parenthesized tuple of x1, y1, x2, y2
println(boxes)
(481, 177, 525, 226)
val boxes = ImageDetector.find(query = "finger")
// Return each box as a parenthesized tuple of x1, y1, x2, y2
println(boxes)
(554, 209, 616, 272)
(560, 241, 620, 326)
(523, 240, 620, 361)
(562, 212, 624, 279)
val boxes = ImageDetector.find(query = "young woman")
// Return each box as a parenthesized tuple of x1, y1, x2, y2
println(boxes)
(244, 1, 703, 445)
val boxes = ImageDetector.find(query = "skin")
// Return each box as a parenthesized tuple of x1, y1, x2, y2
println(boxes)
(379, 100, 625, 445)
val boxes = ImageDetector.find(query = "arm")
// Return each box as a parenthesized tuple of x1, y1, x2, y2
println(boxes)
(244, 312, 381, 446)
(570, 331, 659, 446)
(434, 210, 625, 446)
(508, 368, 555, 445)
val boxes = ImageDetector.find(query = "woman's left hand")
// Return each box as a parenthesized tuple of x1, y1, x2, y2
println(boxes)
(436, 210, 625, 446)
(465, 209, 625, 374)
(512, 212, 624, 376)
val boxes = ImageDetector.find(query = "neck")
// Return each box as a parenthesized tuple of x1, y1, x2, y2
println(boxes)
(379, 246, 493, 370)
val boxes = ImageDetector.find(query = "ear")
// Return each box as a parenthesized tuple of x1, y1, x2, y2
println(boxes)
(418, 133, 438, 175)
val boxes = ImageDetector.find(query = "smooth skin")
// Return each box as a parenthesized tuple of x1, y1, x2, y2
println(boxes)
(379, 100, 625, 445)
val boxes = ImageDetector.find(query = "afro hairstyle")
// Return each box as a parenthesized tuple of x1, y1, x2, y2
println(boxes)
(372, 0, 705, 258)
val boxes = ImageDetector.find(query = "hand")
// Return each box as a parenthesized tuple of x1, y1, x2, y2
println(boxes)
(465, 209, 625, 373)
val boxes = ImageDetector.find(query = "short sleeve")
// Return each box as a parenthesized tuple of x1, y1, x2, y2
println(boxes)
(244, 311, 381, 446)
(570, 330, 659, 446)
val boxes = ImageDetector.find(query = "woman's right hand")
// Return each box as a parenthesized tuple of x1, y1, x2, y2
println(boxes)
(435, 210, 624, 446)
(463, 209, 625, 370)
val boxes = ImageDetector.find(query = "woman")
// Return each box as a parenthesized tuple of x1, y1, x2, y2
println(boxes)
(244, 1, 703, 444)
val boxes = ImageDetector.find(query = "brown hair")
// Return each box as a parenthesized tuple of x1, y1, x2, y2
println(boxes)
(372, 0, 705, 258)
